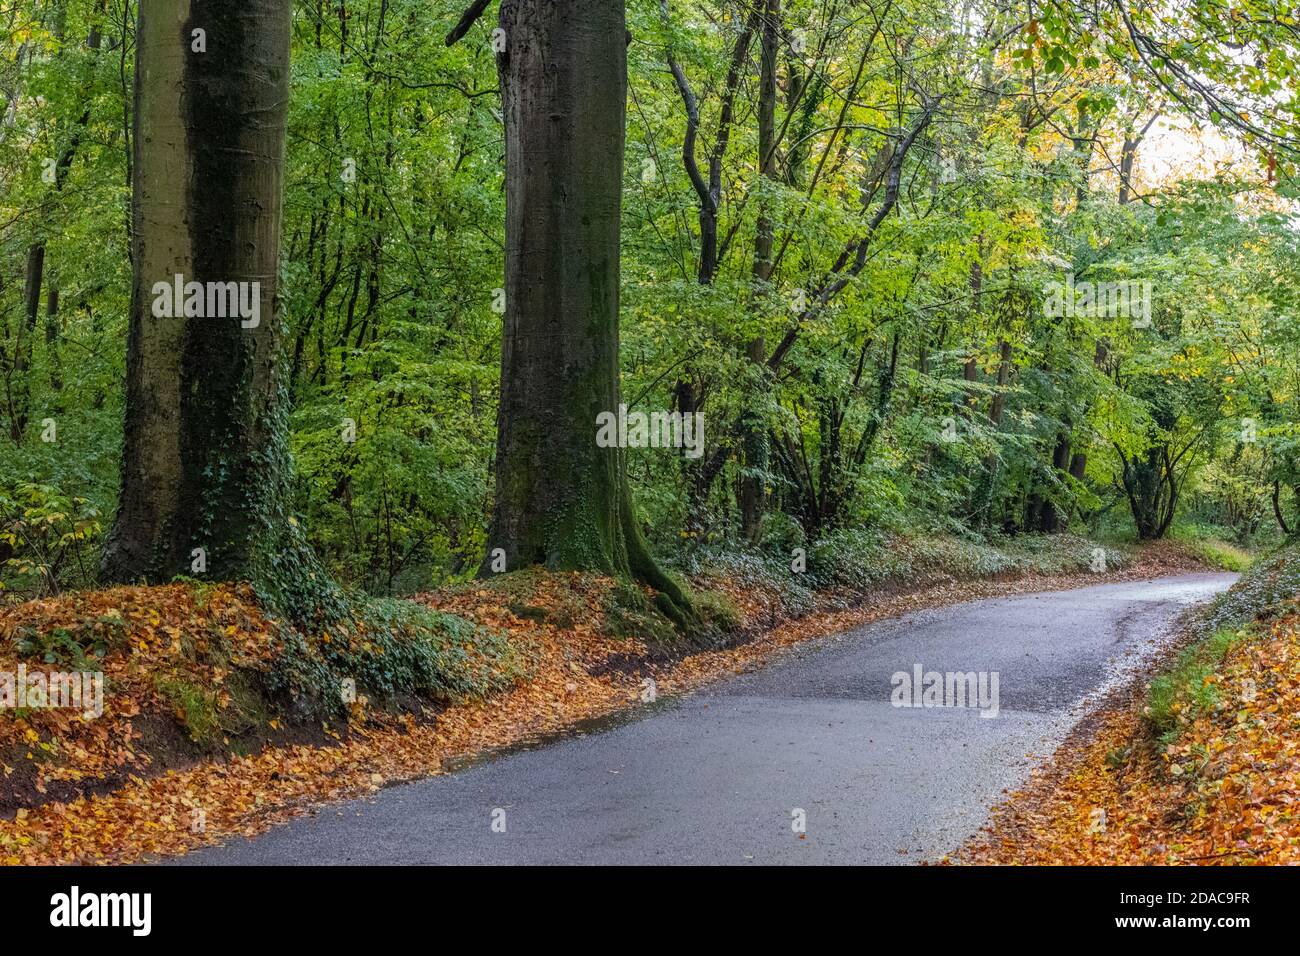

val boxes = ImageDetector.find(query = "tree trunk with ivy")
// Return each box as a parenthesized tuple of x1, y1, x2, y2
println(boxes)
(485, 0, 690, 620)
(101, 0, 341, 623)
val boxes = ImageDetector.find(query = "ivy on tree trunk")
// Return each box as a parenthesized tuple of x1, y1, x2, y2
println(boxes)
(101, 0, 342, 624)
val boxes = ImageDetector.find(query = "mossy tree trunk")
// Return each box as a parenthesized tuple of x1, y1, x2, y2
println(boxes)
(486, 0, 689, 617)
(102, 0, 341, 623)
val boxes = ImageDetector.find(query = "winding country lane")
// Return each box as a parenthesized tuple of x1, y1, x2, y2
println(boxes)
(176, 572, 1236, 865)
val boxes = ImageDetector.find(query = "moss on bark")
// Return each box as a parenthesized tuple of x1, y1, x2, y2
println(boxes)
(485, 0, 693, 626)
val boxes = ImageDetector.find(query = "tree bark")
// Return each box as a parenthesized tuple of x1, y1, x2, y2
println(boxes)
(102, 0, 340, 623)
(663, 0, 755, 287)
(988, 338, 1012, 426)
(486, 0, 689, 617)
(1118, 113, 1157, 205)
(1273, 480, 1296, 537)
(740, 0, 780, 543)
(46, 280, 62, 396)
(10, 243, 45, 441)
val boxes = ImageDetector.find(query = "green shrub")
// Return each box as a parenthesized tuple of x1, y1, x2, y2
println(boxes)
(7, 612, 126, 668)
(0, 483, 103, 598)
(802, 530, 1129, 593)
(688, 545, 817, 617)
(1202, 541, 1300, 631)
(262, 598, 524, 718)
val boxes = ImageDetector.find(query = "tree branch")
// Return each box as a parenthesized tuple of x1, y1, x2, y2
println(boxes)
(445, 0, 493, 47)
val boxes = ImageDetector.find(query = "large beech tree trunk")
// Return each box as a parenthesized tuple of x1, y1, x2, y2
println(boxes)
(740, 0, 780, 544)
(487, 0, 688, 617)
(102, 0, 339, 622)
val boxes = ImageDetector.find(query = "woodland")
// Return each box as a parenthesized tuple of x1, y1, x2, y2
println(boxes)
(1, 0, 1298, 623)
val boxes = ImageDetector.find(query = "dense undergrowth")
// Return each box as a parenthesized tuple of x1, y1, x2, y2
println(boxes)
(685, 529, 1133, 619)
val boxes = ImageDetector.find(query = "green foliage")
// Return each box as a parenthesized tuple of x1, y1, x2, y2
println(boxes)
(1144, 541, 1300, 749)
(689, 545, 819, 617)
(347, 598, 523, 701)
(2, 0, 1296, 601)
(153, 674, 225, 746)
(11, 620, 115, 669)
(0, 482, 102, 598)
(1170, 526, 1254, 572)
(1203, 541, 1300, 631)
(603, 579, 683, 647)
(690, 589, 743, 635)
(262, 599, 524, 718)
(803, 529, 1127, 592)
(1145, 626, 1248, 746)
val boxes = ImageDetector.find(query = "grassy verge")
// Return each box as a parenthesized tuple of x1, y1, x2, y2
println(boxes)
(1145, 625, 1251, 747)
(686, 530, 1138, 619)
(1168, 529, 1254, 572)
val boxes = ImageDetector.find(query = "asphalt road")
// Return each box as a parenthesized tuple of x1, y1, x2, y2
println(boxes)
(178, 572, 1235, 865)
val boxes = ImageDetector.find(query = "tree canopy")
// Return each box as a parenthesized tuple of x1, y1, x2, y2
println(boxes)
(2, 0, 1298, 603)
